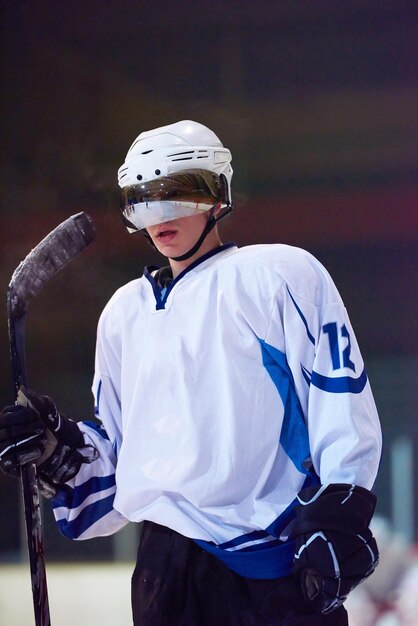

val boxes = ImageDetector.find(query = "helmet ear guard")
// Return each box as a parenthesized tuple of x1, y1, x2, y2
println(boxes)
(219, 173, 230, 207)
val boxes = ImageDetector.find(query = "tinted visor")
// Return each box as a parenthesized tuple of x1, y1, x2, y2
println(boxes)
(120, 169, 224, 231)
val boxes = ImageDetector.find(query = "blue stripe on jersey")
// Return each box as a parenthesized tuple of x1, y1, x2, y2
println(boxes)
(94, 380, 102, 417)
(56, 493, 116, 539)
(218, 529, 269, 550)
(259, 339, 310, 474)
(300, 362, 368, 394)
(286, 286, 316, 345)
(83, 419, 110, 440)
(310, 368, 368, 394)
(217, 472, 320, 553)
(266, 472, 320, 538)
(194, 536, 296, 579)
(301, 364, 311, 386)
(238, 538, 284, 552)
(52, 474, 116, 510)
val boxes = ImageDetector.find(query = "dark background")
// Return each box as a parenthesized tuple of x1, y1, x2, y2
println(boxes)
(1, 0, 417, 561)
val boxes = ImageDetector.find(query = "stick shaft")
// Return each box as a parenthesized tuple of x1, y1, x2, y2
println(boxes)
(9, 313, 51, 626)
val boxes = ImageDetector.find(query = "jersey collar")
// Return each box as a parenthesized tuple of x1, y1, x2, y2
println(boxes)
(144, 242, 236, 310)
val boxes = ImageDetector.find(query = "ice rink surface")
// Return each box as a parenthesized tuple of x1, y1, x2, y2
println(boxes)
(0, 563, 133, 625)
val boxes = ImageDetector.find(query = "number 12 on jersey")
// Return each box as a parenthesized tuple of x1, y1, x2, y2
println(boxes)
(323, 322, 356, 372)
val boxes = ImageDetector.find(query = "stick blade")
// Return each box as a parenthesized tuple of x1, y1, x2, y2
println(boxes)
(8, 212, 95, 319)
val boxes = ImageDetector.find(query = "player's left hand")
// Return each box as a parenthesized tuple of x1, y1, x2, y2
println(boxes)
(291, 483, 379, 614)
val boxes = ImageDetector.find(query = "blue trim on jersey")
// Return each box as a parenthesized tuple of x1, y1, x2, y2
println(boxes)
(218, 529, 269, 550)
(239, 538, 285, 552)
(300, 362, 367, 394)
(194, 536, 296, 579)
(218, 472, 319, 552)
(51, 484, 74, 509)
(143, 267, 165, 309)
(52, 474, 116, 511)
(265, 473, 320, 538)
(55, 493, 116, 539)
(301, 364, 311, 386)
(286, 286, 316, 345)
(310, 368, 368, 394)
(259, 339, 310, 474)
(83, 420, 110, 440)
(144, 243, 236, 310)
(94, 380, 102, 417)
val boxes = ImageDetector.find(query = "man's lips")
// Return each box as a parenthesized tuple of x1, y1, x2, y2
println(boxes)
(156, 229, 177, 242)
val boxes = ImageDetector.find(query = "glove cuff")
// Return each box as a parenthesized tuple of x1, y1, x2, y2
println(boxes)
(292, 483, 377, 536)
(38, 440, 99, 498)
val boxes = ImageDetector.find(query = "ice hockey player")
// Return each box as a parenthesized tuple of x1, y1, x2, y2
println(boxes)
(0, 120, 382, 625)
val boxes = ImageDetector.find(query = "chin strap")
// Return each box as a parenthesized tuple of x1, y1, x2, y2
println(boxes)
(143, 203, 232, 262)
(169, 207, 218, 261)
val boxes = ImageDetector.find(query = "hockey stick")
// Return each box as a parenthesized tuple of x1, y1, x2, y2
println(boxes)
(7, 212, 96, 626)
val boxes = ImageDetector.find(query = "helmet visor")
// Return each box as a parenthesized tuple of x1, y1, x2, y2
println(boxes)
(120, 169, 224, 231)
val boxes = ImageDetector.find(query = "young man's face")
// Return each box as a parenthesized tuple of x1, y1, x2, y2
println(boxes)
(146, 208, 219, 261)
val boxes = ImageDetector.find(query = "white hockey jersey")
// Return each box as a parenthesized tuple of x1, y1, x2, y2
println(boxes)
(52, 243, 381, 578)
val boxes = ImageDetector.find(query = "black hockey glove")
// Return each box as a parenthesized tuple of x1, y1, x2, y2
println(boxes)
(0, 387, 97, 498)
(291, 483, 379, 615)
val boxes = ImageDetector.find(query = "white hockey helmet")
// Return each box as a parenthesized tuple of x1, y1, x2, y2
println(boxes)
(118, 120, 233, 233)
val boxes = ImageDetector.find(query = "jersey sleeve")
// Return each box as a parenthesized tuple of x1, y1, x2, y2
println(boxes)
(304, 298, 381, 488)
(51, 303, 128, 540)
(264, 263, 381, 490)
(52, 420, 128, 539)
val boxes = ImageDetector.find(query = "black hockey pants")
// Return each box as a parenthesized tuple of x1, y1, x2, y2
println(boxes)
(131, 521, 349, 626)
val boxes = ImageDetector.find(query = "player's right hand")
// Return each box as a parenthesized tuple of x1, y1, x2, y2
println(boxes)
(0, 401, 47, 475)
